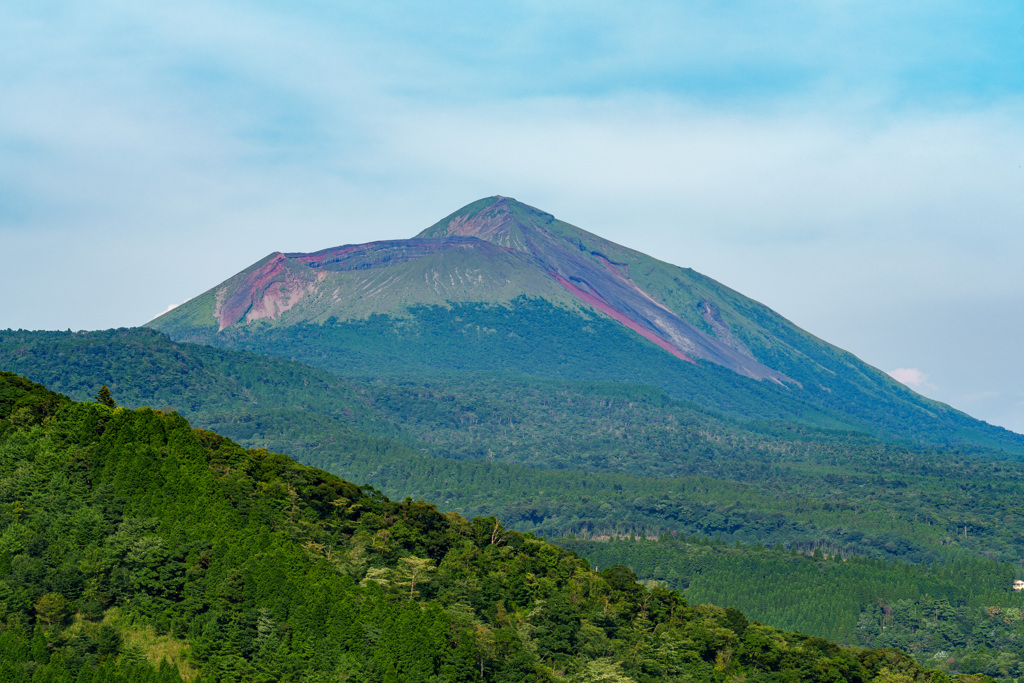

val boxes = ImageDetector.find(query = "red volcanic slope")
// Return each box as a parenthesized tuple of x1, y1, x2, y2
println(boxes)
(218, 254, 290, 331)
(419, 197, 790, 383)
(552, 272, 695, 364)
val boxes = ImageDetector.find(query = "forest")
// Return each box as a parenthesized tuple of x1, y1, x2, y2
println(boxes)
(157, 298, 1024, 453)
(0, 372, 980, 682)
(560, 536, 1024, 679)
(4, 329, 1023, 561)
(3, 328, 1024, 680)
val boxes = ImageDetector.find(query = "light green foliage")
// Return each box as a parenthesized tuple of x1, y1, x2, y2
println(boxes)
(560, 536, 1024, 641)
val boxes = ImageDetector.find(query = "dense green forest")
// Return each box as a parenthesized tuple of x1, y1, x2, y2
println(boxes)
(1, 372, 977, 682)
(4, 328, 1024, 680)
(151, 298, 1024, 454)
(3, 329, 1023, 562)
(559, 536, 1024, 679)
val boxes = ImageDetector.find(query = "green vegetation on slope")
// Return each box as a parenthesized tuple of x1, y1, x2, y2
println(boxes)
(558, 536, 1024, 679)
(5, 327, 1024, 680)
(148, 298, 1024, 453)
(1, 372, 970, 682)
(5, 328, 1024, 565)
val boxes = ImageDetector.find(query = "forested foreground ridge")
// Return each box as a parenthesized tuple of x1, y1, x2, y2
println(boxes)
(7, 327, 1024, 679)
(0, 373, 987, 682)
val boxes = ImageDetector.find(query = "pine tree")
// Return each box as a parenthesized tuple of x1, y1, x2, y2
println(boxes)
(96, 385, 116, 408)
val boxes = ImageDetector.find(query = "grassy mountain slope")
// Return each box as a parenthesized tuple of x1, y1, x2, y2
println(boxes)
(2, 373, 974, 683)
(153, 237, 581, 335)
(155, 296, 1023, 453)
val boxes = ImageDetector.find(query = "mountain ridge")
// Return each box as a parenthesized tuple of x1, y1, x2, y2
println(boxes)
(1, 371, 973, 683)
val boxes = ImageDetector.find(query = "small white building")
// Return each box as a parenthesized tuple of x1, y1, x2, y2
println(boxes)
(1012, 579, 1024, 592)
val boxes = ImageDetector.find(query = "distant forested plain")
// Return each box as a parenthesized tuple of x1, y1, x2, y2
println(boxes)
(3, 327, 1024, 679)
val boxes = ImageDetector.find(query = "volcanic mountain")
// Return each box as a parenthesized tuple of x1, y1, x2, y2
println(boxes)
(151, 197, 797, 380)
(149, 196, 1023, 450)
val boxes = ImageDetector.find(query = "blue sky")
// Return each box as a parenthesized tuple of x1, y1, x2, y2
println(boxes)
(2, 1, 1024, 431)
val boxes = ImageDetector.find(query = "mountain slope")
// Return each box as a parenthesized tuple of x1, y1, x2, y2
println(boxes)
(148, 196, 1023, 452)
(152, 196, 792, 381)
(7, 331, 1024, 678)
(1, 372, 970, 683)
(6, 328, 1024, 568)
(417, 197, 788, 379)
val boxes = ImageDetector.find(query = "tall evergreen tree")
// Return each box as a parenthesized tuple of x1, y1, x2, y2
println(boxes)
(95, 384, 116, 408)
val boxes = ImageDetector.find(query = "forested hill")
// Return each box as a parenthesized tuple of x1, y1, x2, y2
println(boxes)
(0, 373, 980, 682)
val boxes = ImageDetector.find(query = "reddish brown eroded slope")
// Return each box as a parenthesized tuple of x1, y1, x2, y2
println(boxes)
(215, 238, 517, 330)
(552, 273, 695, 364)
(217, 254, 289, 330)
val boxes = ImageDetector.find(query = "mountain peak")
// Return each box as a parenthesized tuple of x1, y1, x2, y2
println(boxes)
(415, 196, 556, 252)
(151, 197, 794, 382)
(417, 197, 792, 382)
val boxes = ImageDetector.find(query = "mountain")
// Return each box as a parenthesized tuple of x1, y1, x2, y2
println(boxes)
(149, 196, 1023, 452)
(1, 372, 969, 683)
(151, 196, 789, 381)
(7, 195, 1024, 679)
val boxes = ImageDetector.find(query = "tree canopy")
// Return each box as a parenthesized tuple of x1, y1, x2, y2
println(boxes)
(0, 372, 979, 682)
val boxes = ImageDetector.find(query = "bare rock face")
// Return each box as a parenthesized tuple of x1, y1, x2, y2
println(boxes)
(154, 196, 794, 383)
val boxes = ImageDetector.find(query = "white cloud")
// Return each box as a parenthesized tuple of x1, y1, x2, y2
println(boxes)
(888, 368, 931, 388)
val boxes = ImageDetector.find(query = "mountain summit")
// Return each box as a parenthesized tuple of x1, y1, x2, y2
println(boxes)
(417, 198, 789, 381)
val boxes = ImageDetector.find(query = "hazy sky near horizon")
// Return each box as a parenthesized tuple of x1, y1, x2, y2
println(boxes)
(3, 2, 1024, 432)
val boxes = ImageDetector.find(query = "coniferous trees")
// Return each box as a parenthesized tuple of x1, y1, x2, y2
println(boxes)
(5, 328, 1024, 678)
(0, 372, 968, 682)
(95, 383, 116, 408)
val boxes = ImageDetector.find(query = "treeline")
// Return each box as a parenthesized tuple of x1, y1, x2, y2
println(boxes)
(559, 536, 1023, 639)
(0, 327, 400, 439)
(2, 372, 975, 682)
(855, 598, 1024, 679)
